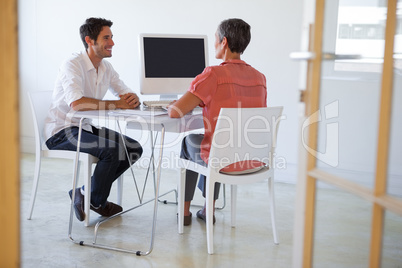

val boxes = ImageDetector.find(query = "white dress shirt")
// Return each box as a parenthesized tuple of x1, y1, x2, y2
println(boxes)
(43, 51, 132, 141)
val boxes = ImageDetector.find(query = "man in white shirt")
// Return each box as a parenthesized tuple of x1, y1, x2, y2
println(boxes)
(44, 17, 143, 221)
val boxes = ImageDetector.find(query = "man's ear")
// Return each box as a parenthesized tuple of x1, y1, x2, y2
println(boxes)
(85, 36, 94, 47)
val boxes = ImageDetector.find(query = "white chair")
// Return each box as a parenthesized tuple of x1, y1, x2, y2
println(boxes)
(27, 91, 123, 226)
(178, 107, 283, 254)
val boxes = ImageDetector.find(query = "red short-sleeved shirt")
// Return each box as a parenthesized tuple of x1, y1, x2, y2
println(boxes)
(189, 59, 267, 163)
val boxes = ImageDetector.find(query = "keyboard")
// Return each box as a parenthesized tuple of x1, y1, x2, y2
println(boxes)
(142, 100, 175, 108)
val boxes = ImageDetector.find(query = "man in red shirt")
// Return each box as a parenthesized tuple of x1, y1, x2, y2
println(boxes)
(168, 18, 267, 226)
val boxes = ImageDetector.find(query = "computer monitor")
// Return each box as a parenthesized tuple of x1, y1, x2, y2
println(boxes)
(139, 33, 209, 99)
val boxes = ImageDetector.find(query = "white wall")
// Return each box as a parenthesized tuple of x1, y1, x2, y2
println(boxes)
(18, 0, 304, 182)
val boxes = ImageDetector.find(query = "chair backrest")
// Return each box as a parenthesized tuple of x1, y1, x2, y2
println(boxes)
(28, 91, 54, 152)
(208, 107, 283, 172)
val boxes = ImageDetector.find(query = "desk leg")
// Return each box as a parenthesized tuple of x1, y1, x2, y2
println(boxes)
(68, 118, 84, 241)
(149, 131, 178, 205)
(145, 126, 165, 255)
(115, 120, 142, 203)
(68, 119, 171, 256)
(69, 123, 167, 256)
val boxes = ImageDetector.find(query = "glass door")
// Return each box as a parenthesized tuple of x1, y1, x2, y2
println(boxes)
(293, 0, 402, 267)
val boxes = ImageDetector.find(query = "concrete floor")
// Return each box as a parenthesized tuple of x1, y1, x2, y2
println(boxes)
(20, 154, 402, 268)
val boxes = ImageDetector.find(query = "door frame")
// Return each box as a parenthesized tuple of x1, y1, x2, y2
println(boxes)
(0, 0, 20, 267)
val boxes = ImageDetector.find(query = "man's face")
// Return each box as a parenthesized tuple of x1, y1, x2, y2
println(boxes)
(91, 26, 114, 59)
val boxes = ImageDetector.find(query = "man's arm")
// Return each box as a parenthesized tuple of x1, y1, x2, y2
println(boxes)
(167, 91, 202, 118)
(70, 93, 140, 111)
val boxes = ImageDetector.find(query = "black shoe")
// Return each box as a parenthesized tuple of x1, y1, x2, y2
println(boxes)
(68, 188, 85, 222)
(90, 201, 122, 217)
(196, 209, 216, 224)
(177, 212, 193, 226)
(184, 212, 192, 226)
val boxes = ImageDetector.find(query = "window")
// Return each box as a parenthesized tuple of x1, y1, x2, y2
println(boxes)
(334, 0, 402, 73)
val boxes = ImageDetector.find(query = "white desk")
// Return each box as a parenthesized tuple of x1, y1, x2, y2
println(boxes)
(68, 108, 203, 255)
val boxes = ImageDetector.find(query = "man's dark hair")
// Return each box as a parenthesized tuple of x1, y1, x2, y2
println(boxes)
(80, 17, 113, 50)
(217, 18, 251, 54)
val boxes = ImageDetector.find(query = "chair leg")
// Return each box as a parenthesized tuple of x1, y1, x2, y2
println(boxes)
(231, 185, 237, 227)
(116, 175, 123, 206)
(178, 168, 186, 234)
(206, 178, 215, 254)
(216, 183, 226, 210)
(83, 162, 91, 227)
(268, 177, 279, 244)
(27, 155, 42, 220)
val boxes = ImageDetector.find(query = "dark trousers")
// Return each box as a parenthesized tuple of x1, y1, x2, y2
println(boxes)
(180, 134, 220, 202)
(46, 126, 143, 207)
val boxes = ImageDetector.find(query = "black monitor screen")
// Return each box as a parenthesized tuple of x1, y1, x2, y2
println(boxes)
(143, 37, 206, 78)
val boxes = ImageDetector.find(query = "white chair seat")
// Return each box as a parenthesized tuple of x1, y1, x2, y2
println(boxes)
(177, 107, 283, 254)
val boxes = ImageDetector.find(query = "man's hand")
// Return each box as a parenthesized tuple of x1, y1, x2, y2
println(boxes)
(70, 93, 140, 111)
(119, 93, 140, 109)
